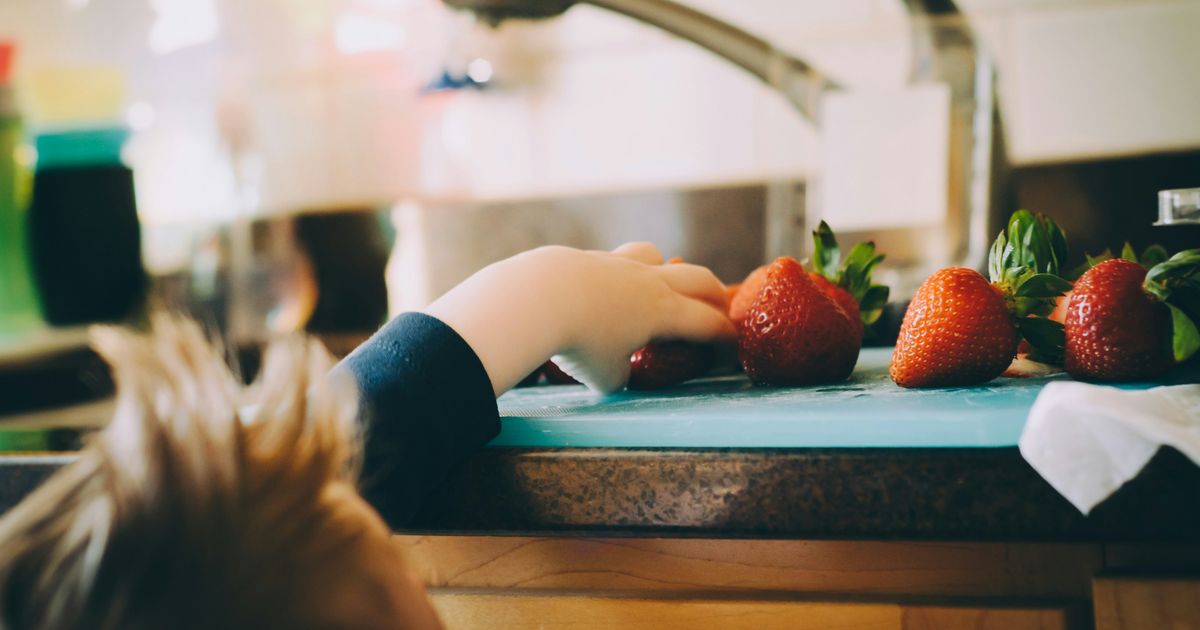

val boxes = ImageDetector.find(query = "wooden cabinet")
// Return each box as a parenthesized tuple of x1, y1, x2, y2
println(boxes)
(1093, 575, 1200, 630)
(430, 592, 1080, 630)
(397, 536, 1099, 629)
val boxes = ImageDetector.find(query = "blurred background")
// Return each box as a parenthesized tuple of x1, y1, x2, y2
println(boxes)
(1, 0, 1199, 421)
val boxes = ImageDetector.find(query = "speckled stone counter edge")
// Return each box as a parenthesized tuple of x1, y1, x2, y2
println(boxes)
(3, 449, 1196, 542)
(408, 447, 1200, 542)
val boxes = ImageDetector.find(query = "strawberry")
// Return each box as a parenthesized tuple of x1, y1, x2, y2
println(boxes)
(891, 268, 1021, 387)
(628, 341, 715, 390)
(738, 256, 859, 385)
(1064, 252, 1200, 381)
(810, 272, 862, 339)
(617, 257, 719, 390)
(891, 210, 1072, 388)
(729, 264, 769, 325)
(806, 221, 889, 342)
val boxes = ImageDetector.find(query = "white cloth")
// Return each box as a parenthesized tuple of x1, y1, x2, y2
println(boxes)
(1020, 381, 1200, 514)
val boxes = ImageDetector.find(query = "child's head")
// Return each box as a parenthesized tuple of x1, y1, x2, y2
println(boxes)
(0, 317, 441, 629)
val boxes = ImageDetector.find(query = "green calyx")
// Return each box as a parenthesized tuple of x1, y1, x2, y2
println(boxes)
(810, 221, 890, 327)
(988, 209, 1072, 363)
(1068, 242, 1170, 279)
(1143, 248, 1200, 364)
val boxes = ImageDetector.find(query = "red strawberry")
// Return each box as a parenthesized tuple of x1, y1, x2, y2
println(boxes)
(1065, 259, 1174, 381)
(810, 272, 862, 340)
(890, 268, 1020, 387)
(729, 264, 769, 325)
(628, 341, 715, 390)
(738, 256, 859, 385)
(891, 210, 1072, 388)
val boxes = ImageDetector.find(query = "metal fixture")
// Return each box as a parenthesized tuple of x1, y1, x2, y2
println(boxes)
(443, 0, 1007, 296)
(1157, 188, 1200, 226)
(443, 0, 837, 122)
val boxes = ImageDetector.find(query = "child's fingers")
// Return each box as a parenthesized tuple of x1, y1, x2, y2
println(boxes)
(661, 296, 737, 342)
(589, 360, 632, 394)
(552, 352, 630, 394)
(610, 241, 664, 266)
(659, 263, 728, 310)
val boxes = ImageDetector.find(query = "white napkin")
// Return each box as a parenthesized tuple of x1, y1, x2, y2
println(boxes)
(1019, 381, 1200, 514)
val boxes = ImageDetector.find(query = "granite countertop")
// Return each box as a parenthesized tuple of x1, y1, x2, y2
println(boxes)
(3, 446, 1198, 542)
(407, 445, 1200, 541)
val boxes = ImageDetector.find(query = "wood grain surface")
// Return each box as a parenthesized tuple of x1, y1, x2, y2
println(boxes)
(396, 535, 1100, 598)
(1094, 574, 1200, 630)
(429, 590, 1081, 630)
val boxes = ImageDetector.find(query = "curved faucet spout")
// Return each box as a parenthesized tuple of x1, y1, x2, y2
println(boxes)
(442, 0, 837, 122)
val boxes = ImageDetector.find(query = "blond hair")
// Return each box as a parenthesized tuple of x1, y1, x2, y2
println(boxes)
(0, 316, 386, 629)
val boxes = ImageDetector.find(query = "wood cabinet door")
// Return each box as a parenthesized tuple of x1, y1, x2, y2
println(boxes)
(430, 591, 1083, 630)
(1094, 575, 1200, 630)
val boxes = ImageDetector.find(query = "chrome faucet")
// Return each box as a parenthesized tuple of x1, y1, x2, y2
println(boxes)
(443, 0, 836, 123)
(443, 0, 1007, 296)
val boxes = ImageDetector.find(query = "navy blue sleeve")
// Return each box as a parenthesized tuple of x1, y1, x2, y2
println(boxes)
(334, 312, 500, 529)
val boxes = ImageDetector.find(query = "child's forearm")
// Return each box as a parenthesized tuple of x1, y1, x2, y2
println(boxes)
(424, 244, 734, 395)
(423, 249, 566, 396)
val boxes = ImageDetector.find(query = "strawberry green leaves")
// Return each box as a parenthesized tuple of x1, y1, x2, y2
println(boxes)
(811, 220, 841, 280)
(1167, 304, 1200, 364)
(1015, 273, 1074, 298)
(1016, 316, 1066, 364)
(860, 285, 890, 326)
(990, 209, 1069, 285)
(809, 221, 890, 328)
(1070, 242, 1172, 279)
(1121, 241, 1138, 263)
(1011, 273, 1073, 321)
(990, 210, 1069, 284)
(1144, 248, 1200, 363)
(1141, 244, 1171, 267)
(989, 210, 1072, 309)
(989, 210, 1071, 362)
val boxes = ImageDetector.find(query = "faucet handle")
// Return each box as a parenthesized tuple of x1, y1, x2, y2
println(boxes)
(1157, 188, 1200, 225)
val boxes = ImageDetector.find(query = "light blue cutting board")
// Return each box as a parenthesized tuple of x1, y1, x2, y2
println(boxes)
(493, 347, 1182, 449)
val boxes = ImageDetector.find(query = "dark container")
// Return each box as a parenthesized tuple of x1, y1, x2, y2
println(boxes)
(27, 128, 144, 325)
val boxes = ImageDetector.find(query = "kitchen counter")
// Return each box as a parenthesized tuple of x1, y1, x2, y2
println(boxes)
(3, 349, 1197, 541)
(4, 348, 1198, 629)
(402, 347, 1200, 541)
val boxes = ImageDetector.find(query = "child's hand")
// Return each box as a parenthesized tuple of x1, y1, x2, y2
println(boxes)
(424, 243, 735, 394)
